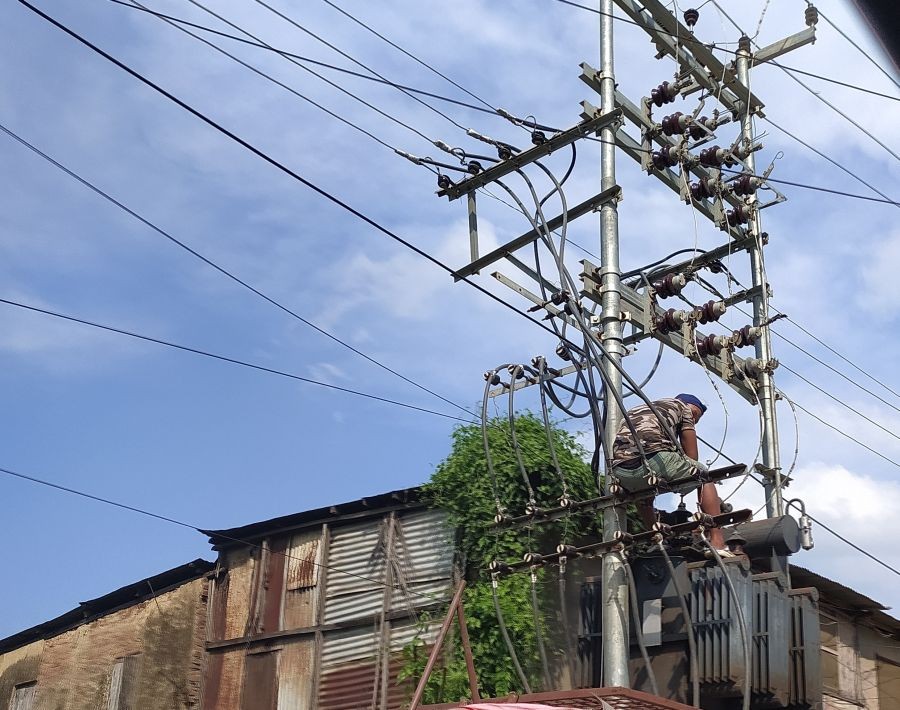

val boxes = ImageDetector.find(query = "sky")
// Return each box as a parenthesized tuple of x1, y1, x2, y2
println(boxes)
(1, 0, 898, 640)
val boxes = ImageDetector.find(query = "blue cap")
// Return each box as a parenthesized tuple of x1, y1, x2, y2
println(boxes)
(676, 393, 707, 413)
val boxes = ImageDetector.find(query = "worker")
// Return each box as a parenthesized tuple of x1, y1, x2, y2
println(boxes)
(610, 393, 731, 552)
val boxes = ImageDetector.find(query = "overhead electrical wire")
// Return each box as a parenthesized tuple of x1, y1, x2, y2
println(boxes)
(0, 297, 469, 423)
(18, 0, 589, 387)
(107, 1, 900, 209)
(0, 463, 452, 604)
(106, 0, 501, 117)
(0, 121, 474, 419)
(316, 0, 497, 112)
(244, 0, 470, 133)
(129, 0, 435, 147)
(37, 0, 900, 570)
(708, 0, 900, 164)
(814, 4, 900, 93)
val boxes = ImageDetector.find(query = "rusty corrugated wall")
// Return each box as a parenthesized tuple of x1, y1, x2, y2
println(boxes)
(203, 506, 454, 709)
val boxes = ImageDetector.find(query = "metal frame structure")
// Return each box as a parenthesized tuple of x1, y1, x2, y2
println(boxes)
(433, 0, 818, 695)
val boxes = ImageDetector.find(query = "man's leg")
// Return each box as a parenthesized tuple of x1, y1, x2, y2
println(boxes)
(699, 482, 726, 548)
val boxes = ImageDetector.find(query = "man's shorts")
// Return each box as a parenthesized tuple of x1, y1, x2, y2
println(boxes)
(611, 450, 702, 493)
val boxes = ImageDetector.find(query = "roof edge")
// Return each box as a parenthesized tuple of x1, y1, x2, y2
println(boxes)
(0, 558, 214, 655)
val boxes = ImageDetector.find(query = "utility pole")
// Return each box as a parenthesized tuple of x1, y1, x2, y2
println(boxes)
(736, 36, 783, 517)
(597, 0, 630, 689)
(427, 1, 819, 696)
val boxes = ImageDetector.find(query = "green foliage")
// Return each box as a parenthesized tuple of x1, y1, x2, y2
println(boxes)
(401, 413, 604, 703)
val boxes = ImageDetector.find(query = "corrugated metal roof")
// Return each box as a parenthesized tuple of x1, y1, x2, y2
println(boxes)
(203, 487, 423, 549)
(790, 564, 900, 637)
(0, 558, 213, 654)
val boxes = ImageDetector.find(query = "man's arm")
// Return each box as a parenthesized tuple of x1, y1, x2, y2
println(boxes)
(680, 427, 699, 461)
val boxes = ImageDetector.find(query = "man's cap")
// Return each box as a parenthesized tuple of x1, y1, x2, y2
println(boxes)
(675, 393, 707, 413)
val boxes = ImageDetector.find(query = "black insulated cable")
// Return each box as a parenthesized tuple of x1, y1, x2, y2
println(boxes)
(491, 575, 533, 693)
(624, 555, 660, 696)
(0, 298, 469, 423)
(0, 121, 472, 419)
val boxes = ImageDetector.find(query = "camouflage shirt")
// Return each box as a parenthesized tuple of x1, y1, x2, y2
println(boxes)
(611, 398, 694, 465)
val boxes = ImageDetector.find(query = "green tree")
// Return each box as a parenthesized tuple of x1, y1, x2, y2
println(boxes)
(400, 413, 604, 703)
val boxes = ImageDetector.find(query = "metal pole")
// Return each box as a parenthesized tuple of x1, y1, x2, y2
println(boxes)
(736, 36, 783, 517)
(598, 0, 630, 688)
(408, 581, 467, 710)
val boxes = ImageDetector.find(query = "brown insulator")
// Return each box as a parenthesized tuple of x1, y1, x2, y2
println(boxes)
(683, 8, 699, 27)
(555, 342, 572, 361)
(661, 111, 688, 136)
(690, 176, 717, 201)
(688, 117, 707, 141)
(696, 333, 726, 357)
(437, 174, 453, 190)
(652, 146, 679, 170)
(656, 308, 688, 334)
(531, 130, 547, 146)
(731, 174, 759, 196)
(699, 145, 725, 167)
(696, 300, 726, 324)
(732, 324, 759, 348)
(483, 370, 501, 385)
(651, 80, 679, 107)
(805, 4, 818, 26)
(653, 273, 687, 298)
(467, 160, 483, 175)
(726, 204, 752, 226)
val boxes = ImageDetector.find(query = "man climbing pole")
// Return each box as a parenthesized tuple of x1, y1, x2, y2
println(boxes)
(610, 393, 731, 552)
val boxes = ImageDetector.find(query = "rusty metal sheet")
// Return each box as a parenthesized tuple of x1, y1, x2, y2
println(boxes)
(223, 548, 255, 640)
(286, 534, 320, 591)
(276, 639, 315, 710)
(262, 537, 288, 634)
(283, 531, 322, 631)
(240, 651, 277, 710)
(203, 649, 244, 710)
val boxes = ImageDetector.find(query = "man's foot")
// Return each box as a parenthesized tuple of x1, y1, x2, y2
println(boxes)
(705, 547, 737, 559)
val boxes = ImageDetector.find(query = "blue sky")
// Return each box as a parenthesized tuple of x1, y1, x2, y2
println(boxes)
(1, 0, 899, 638)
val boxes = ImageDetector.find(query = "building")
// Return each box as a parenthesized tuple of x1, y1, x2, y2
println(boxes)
(1, 489, 898, 710)
(199, 487, 454, 710)
(0, 559, 212, 710)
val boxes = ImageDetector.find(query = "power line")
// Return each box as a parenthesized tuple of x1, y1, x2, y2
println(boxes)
(780, 314, 900, 401)
(698, 436, 900, 578)
(709, 0, 900, 164)
(19, 0, 573, 349)
(779, 362, 900, 445)
(244, 0, 469, 133)
(108, 1, 900, 210)
(317, 0, 496, 112)
(0, 297, 469, 423)
(786, 397, 900, 473)
(816, 5, 900, 93)
(0, 121, 473, 418)
(157, 0, 436, 146)
(768, 60, 900, 102)
(0, 463, 449, 604)
(107, 0, 500, 118)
